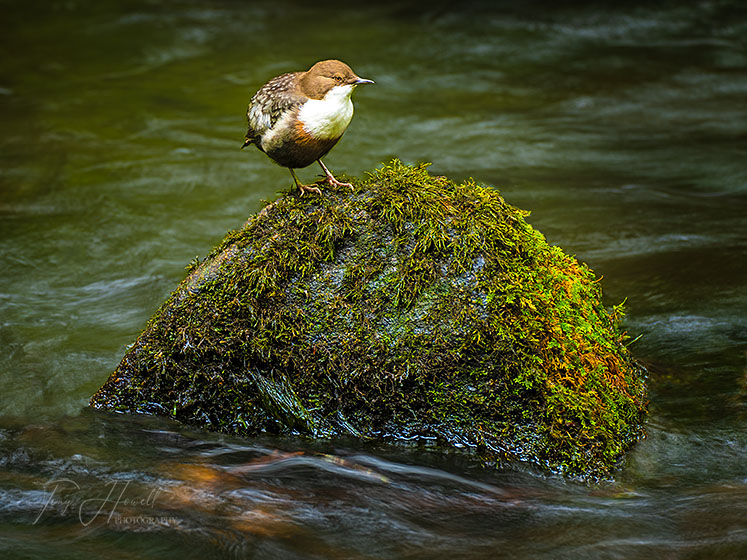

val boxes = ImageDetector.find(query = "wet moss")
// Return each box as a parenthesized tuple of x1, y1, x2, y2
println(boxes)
(90, 160, 647, 478)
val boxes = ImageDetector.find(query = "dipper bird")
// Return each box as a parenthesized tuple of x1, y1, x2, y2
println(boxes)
(242, 59, 374, 195)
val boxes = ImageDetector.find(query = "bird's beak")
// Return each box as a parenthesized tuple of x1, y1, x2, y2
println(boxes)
(354, 77, 375, 85)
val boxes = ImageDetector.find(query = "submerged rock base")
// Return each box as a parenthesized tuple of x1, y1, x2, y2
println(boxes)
(91, 160, 647, 478)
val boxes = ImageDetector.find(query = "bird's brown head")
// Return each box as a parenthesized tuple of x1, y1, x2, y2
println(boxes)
(300, 59, 374, 99)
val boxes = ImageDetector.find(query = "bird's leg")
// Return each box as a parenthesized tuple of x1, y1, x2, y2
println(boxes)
(318, 159, 353, 190)
(289, 168, 322, 196)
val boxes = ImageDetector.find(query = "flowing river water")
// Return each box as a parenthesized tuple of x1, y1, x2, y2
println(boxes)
(1, 1, 746, 558)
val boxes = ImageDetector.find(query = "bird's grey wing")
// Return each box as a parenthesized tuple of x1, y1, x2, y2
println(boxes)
(245, 72, 305, 144)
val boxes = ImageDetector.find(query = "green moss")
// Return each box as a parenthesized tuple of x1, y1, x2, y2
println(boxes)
(90, 160, 647, 478)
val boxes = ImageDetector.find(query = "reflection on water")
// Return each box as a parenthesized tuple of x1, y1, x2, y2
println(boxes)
(1, 0, 746, 557)
(2, 412, 745, 559)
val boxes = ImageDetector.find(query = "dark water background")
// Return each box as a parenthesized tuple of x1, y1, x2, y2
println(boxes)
(1, 1, 746, 558)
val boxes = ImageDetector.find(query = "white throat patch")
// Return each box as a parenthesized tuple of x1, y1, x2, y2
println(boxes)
(298, 84, 355, 140)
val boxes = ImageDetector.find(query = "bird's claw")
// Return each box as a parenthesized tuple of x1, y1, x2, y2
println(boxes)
(298, 184, 322, 196)
(325, 176, 353, 190)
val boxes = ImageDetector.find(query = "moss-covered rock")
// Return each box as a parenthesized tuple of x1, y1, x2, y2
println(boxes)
(91, 160, 647, 477)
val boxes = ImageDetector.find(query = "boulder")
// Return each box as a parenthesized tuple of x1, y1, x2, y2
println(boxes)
(91, 160, 647, 477)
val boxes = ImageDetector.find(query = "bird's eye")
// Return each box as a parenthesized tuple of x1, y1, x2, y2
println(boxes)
(333, 75, 343, 83)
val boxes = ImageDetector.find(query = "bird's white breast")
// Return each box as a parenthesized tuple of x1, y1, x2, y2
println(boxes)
(297, 84, 355, 140)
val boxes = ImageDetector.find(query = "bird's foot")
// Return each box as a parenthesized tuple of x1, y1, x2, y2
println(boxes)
(289, 168, 323, 196)
(318, 160, 354, 191)
(297, 183, 322, 196)
(324, 174, 353, 190)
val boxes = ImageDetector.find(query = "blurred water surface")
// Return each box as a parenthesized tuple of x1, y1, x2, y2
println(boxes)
(1, 1, 745, 558)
